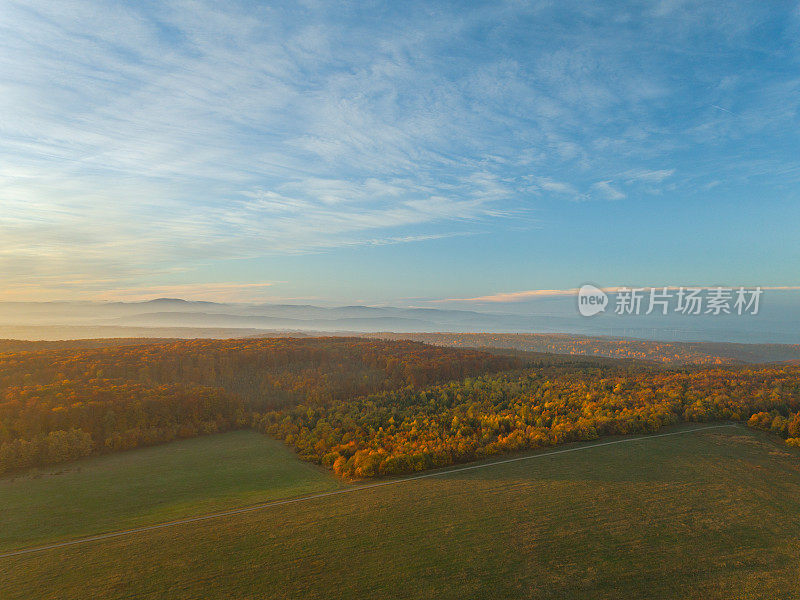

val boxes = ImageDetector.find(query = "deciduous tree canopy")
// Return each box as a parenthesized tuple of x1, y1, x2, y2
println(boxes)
(0, 338, 517, 474)
(2, 337, 799, 478)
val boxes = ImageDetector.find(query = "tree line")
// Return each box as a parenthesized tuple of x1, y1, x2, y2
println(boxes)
(254, 362, 800, 478)
(365, 332, 800, 365)
(0, 338, 519, 474)
(3, 337, 799, 479)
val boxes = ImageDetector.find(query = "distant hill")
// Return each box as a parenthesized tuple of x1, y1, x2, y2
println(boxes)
(363, 332, 800, 365)
(2, 298, 800, 344)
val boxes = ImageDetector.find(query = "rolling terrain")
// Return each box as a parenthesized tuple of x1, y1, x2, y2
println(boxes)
(3, 337, 800, 481)
(0, 431, 339, 553)
(2, 425, 798, 599)
(366, 332, 800, 365)
(4, 297, 800, 343)
(2, 336, 800, 599)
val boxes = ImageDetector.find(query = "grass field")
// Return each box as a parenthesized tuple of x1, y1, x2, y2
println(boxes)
(0, 431, 340, 553)
(2, 425, 800, 599)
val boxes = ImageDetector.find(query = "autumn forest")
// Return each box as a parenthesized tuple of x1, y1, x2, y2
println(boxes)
(1, 337, 799, 478)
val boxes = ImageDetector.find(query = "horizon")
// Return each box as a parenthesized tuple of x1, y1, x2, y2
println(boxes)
(3, 288, 800, 344)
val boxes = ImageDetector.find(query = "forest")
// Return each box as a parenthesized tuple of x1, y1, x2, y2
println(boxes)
(366, 332, 800, 365)
(256, 361, 800, 478)
(1, 337, 799, 477)
(0, 338, 518, 474)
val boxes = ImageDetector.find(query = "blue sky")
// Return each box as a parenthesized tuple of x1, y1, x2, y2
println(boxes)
(1, 0, 799, 305)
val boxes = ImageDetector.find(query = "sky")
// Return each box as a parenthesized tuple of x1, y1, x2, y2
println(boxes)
(1, 0, 799, 307)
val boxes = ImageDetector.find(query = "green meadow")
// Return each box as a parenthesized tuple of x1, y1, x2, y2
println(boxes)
(2, 425, 799, 599)
(0, 431, 340, 553)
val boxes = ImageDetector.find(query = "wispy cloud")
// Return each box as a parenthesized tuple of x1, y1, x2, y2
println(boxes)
(534, 178, 581, 196)
(592, 181, 626, 200)
(432, 285, 800, 304)
(623, 169, 675, 184)
(1, 1, 798, 301)
(430, 289, 584, 303)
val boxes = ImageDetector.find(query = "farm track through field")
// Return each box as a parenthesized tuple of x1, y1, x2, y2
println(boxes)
(0, 423, 738, 560)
